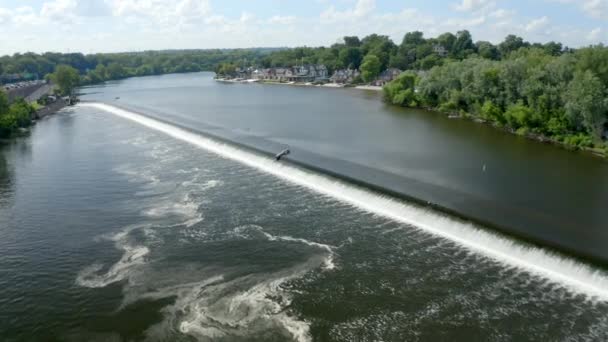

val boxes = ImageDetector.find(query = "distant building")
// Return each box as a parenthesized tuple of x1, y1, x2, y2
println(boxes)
(288, 64, 329, 82)
(221, 64, 330, 83)
(329, 69, 361, 84)
(373, 68, 402, 86)
(252, 68, 274, 80)
(433, 44, 448, 57)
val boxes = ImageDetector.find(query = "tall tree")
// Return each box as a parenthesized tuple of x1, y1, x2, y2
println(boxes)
(437, 32, 457, 54)
(50, 65, 80, 96)
(343, 36, 361, 48)
(338, 47, 363, 69)
(499, 35, 528, 57)
(476, 41, 500, 60)
(360, 54, 381, 82)
(453, 30, 475, 59)
(565, 71, 608, 140)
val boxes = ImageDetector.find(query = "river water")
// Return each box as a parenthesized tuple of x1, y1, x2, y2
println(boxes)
(1, 72, 608, 341)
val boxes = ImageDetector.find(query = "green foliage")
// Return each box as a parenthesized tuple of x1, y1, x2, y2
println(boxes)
(50, 65, 79, 95)
(481, 100, 503, 123)
(338, 47, 362, 69)
(215, 63, 237, 76)
(563, 133, 594, 149)
(9, 99, 35, 127)
(383, 72, 418, 105)
(564, 70, 608, 140)
(0, 90, 8, 114)
(499, 35, 529, 58)
(504, 102, 534, 128)
(360, 54, 381, 82)
(477, 41, 500, 60)
(0, 96, 35, 138)
(384, 43, 608, 148)
(1, 31, 605, 151)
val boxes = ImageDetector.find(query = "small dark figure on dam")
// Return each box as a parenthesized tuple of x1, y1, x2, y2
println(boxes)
(275, 149, 290, 161)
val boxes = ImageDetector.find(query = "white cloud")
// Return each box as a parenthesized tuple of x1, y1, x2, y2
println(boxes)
(41, 0, 78, 23)
(239, 12, 254, 23)
(489, 8, 515, 19)
(582, 0, 608, 19)
(0, 0, 604, 55)
(320, 0, 376, 22)
(13, 6, 43, 27)
(268, 15, 296, 25)
(587, 27, 602, 41)
(176, 0, 211, 19)
(205, 15, 227, 26)
(446, 15, 487, 28)
(548, 0, 607, 19)
(106, 0, 212, 28)
(454, 0, 493, 12)
(525, 16, 549, 32)
(0, 8, 12, 25)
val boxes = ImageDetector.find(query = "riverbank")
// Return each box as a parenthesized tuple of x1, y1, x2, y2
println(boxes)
(417, 106, 608, 158)
(34, 98, 70, 120)
(215, 77, 383, 91)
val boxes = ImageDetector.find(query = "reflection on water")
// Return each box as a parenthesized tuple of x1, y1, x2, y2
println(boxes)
(0, 150, 11, 197)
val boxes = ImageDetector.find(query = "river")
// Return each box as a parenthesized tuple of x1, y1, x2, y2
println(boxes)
(1, 72, 607, 341)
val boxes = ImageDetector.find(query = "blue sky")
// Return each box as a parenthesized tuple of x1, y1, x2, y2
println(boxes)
(0, 0, 605, 55)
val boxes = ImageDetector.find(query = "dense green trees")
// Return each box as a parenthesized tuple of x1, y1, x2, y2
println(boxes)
(361, 55, 381, 82)
(50, 65, 80, 95)
(0, 92, 35, 138)
(0, 49, 281, 85)
(2, 30, 605, 151)
(385, 45, 608, 150)
(565, 71, 607, 141)
(383, 72, 418, 107)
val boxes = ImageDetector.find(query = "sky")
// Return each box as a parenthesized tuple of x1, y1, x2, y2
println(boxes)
(0, 0, 606, 55)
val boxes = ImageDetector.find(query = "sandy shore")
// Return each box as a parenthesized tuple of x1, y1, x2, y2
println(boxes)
(355, 85, 383, 91)
(214, 78, 385, 91)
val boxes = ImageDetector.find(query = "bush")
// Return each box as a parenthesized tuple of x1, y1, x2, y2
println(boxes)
(438, 100, 459, 113)
(0, 100, 35, 138)
(545, 116, 569, 136)
(392, 89, 417, 107)
(382, 72, 419, 107)
(516, 127, 529, 136)
(563, 133, 593, 149)
(481, 100, 504, 123)
(504, 102, 534, 129)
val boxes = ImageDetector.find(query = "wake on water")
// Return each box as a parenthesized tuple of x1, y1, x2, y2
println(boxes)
(79, 102, 608, 303)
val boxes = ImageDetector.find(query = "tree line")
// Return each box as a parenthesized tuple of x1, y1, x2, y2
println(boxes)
(1, 31, 606, 151)
(219, 32, 569, 80)
(383, 42, 608, 151)
(1, 48, 281, 93)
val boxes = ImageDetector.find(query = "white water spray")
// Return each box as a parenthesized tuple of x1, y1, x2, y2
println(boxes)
(81, 102, 608, 301)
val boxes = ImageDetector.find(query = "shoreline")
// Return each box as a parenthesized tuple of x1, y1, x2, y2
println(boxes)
(415, 106, 608, 159)
(214, 78, 382, 91)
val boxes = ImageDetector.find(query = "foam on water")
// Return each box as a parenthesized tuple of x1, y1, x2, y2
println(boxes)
(174, 268, 315, 342)
(82, 102, 608, 301)
(76, 233, 150, 288)
(260, 230, 336, 271)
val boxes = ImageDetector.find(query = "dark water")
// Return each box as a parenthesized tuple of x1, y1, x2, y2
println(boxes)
(79, 72, 608, 262)
(2, 73, 608, 341)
